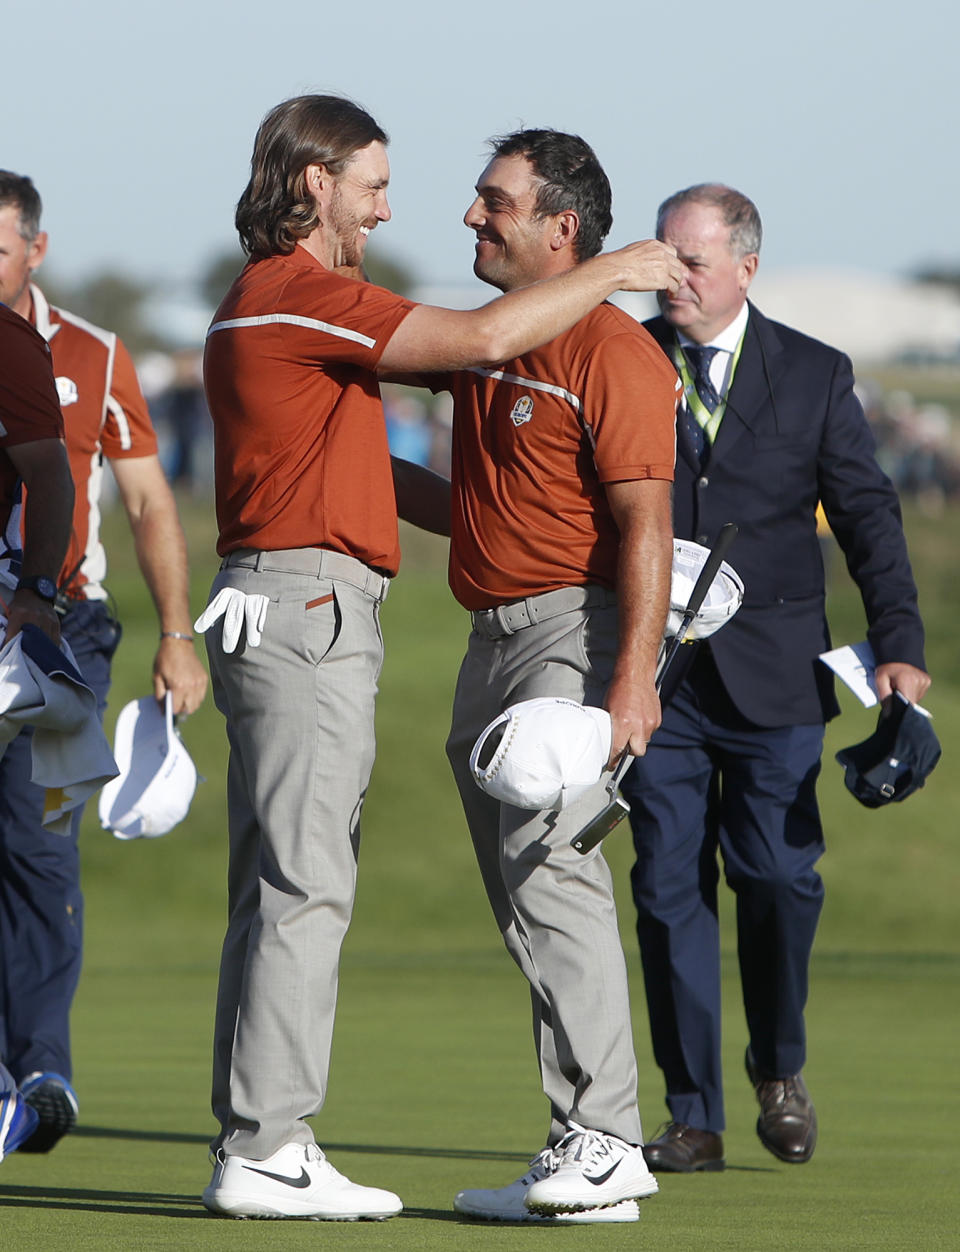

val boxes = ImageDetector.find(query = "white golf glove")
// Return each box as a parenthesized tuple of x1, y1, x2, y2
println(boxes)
(194, 589, 269, 653)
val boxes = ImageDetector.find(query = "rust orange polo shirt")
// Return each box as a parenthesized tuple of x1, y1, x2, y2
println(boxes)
(30, 285, 159, 600)
(204, 248, 416, 574)
(431, 302, 679, 609)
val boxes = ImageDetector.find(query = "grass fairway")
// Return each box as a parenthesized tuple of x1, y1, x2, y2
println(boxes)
(1, 503, 957, 1249)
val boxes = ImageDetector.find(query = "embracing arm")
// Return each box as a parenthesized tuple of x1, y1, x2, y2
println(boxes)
(378, 241, 682, 373)
(391, 457, 451, 537)
(603, 478, 673, 764)
(111, 454, 208, 714)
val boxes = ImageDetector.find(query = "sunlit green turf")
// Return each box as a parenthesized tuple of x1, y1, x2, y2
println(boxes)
(1, 503, 956, 1248)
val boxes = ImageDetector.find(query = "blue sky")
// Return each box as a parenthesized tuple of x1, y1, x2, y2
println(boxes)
(5, 0, 957, 299)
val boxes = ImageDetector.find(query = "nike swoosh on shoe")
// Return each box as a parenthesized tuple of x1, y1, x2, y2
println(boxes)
(242, 1165, 312, 1189)
(586, 1162, 621, 1186)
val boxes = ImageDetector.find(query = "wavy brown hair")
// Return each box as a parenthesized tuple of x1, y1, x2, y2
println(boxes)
(235, 95, 388, 259)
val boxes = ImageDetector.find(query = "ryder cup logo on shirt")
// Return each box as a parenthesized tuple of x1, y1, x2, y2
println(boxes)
(56, 377, 79, 407)
(509, 395, 534, 427)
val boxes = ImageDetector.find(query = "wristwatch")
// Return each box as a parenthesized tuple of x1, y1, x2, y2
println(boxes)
(16, 575, 59, 604)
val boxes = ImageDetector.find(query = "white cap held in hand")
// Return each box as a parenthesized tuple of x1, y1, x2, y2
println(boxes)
(98, 692, 197, 839)
(666, 538, 743, 641)
(470, 696, 612, 811)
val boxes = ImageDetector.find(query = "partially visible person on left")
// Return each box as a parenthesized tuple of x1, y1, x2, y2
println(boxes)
(0, 170, 208, 1154)
(0, 298, 74, 1161)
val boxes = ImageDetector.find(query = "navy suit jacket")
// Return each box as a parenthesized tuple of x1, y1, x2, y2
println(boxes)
(646, 303, 926, 727)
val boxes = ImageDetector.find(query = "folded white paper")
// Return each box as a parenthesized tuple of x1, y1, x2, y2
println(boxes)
(819, 641, 878, 707)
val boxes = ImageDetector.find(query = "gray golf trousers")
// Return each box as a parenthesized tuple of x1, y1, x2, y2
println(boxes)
(445, 586, 644, 1147)
(205, 548, 388, 1160)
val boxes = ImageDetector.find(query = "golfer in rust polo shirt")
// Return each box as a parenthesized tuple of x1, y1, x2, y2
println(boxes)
(202, 243, 415, 1209)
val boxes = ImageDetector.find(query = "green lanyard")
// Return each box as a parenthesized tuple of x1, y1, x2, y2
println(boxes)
(675, 332, 746, 444)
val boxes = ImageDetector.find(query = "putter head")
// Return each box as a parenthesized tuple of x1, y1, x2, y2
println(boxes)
(570, 794, 630, 854)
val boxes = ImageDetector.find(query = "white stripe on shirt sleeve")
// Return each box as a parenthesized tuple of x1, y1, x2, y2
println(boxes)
(106, 394, 133, 450)
(207, 313, 376, 349)
(466, 366, 582, 412)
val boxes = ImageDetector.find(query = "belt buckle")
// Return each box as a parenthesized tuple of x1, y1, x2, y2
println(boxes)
(493, 604, 514, 637)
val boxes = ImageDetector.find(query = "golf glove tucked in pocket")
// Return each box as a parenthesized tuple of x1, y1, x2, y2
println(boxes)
(195, 589, 269, 653)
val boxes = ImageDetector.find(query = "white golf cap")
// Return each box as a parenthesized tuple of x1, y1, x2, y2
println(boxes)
(667, 538, 744, 641)
(470, 696, 612, 811)
(98, 692, 197, 840)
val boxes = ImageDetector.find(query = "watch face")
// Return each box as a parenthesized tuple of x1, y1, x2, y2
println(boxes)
(19, 576, 58, 602)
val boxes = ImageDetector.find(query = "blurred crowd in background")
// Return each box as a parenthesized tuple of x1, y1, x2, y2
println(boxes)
(859, 383, 960, 512)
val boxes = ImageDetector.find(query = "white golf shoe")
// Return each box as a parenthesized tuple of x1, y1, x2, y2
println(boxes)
(454, 1145, 640, 1223)
(524, 1122, 659, 1214)
(202, 1142, 402, 1220)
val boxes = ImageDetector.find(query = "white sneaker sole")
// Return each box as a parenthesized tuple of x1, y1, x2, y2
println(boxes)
(526, 1171, 659, 1214)
(455, 1195, 640, 1223)
(203, 1192, 399, 1220)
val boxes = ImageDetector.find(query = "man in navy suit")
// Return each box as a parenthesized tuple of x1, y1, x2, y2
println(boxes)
(622, 185, 930, 1173)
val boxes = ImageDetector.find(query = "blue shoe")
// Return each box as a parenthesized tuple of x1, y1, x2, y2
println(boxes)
(18, 1072, 78, 1154)
(0, 1088, 40, 1162)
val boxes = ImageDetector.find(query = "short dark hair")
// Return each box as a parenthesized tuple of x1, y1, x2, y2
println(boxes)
(0, 170, 43, 240)
(487, 129, 612, 261)
(235, 94, 388, 259)
(656, 184, 762, 258)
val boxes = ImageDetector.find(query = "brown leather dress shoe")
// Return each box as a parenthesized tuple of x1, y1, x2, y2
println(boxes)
(745, 1048, 818, 1163)
(642, 1123, 725, 1173)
